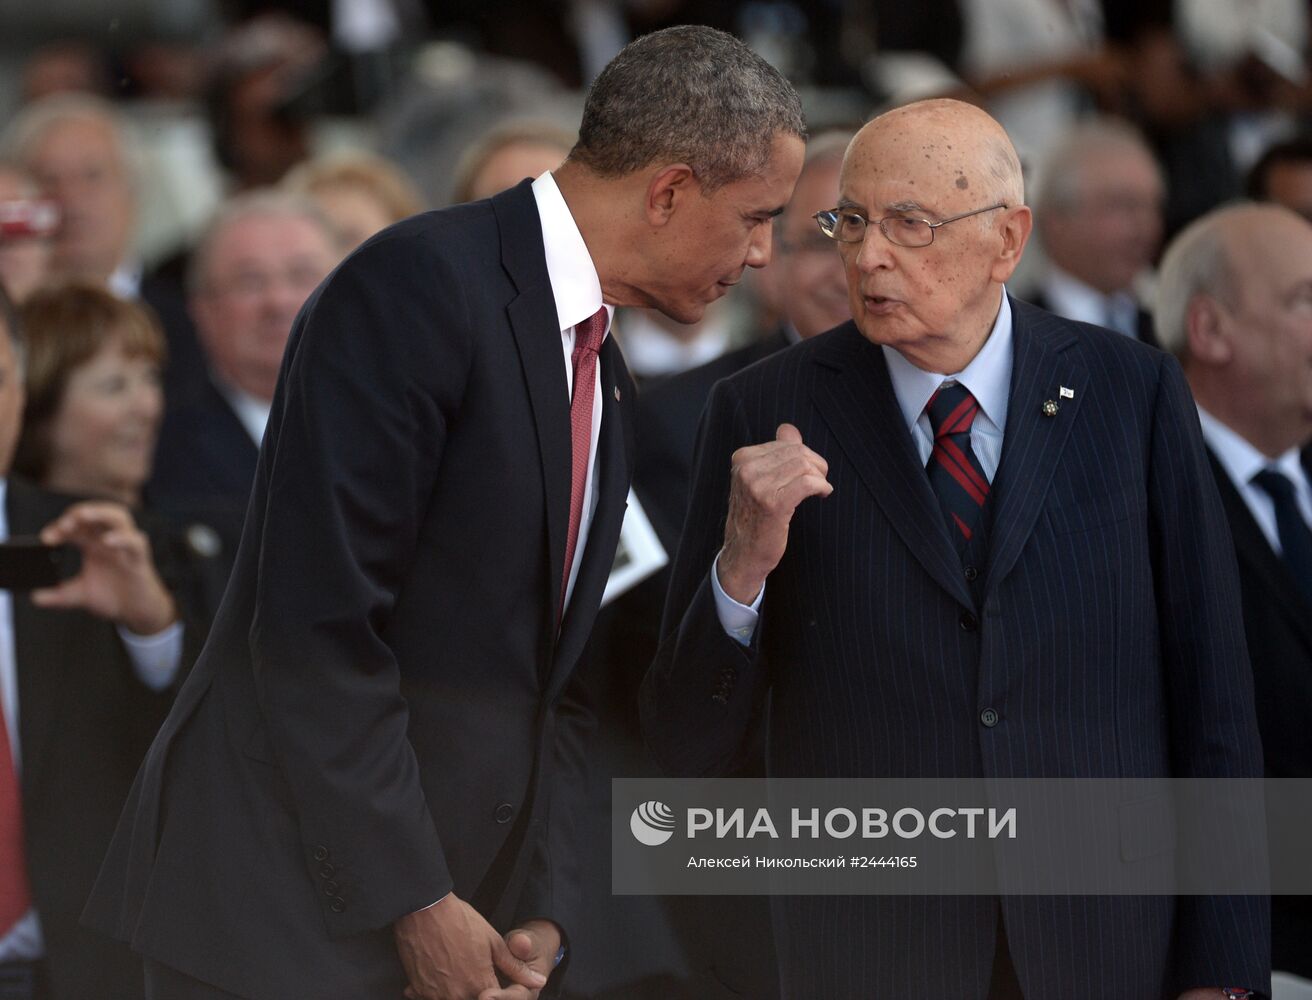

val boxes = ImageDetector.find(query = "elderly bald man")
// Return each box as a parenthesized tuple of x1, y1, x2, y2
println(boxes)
(1158, 202, 1312, 980)
(643, 99, 1268, 999)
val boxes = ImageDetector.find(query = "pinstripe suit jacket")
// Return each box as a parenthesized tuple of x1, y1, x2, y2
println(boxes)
(641, 298, 1269, 999)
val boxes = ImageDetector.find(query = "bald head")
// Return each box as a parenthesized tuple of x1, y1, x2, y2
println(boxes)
(1160, 202, 1312, 457)
(834, 99, 1031, 373)
(847, 100, 1024, 210)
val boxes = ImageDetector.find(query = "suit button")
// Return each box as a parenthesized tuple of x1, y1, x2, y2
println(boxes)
(495, 803, 515, 824)
(324, 881, 340, 895)
(330, 897, 346, 913)
(319, 864, 335, 879)
(980, 708, 999, 728)
(959, 612, 978, 632)
(963, 565, 978, 582)
(313, 846, 330, 862)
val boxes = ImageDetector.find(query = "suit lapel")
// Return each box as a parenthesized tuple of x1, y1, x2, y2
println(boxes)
(982, 300, 1087, 598)
(7, 481, 72, 800)
(811, 324, 974, 609)
(494, 183, 573, 634)
(548, 339, 633, 700)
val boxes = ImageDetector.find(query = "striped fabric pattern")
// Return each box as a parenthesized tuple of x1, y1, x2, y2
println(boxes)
(642, 298, 1270, 999)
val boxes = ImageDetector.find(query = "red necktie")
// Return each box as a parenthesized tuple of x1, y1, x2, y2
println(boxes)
(560, 306, 607, 621)
(0, 706, 31, 936)
(925, 382, 990, 552)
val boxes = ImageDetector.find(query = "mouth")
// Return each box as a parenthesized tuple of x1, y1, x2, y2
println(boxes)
(864, 294, 901, 314)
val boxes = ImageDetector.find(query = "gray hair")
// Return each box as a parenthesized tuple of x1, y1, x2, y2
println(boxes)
(0, 92, 133, 175)
(1034, 117, 1161, 213)
(1154, 203, 1247, 356)
(568, 25, 806, 192)
(187, 189, 337, 295)
(450, 118, 577, 205)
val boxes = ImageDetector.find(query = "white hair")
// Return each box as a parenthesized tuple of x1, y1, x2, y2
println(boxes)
(1154, 204, 1249, 356)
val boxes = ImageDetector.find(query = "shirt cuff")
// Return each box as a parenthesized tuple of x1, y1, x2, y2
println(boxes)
(712, 550, 763, 647)
(117, 620, 185, 691)
(418, 891, 451, 912)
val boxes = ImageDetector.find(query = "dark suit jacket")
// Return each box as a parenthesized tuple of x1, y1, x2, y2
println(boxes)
(1026, 288, 1160, 349)
(146, 372, 260, 575)
(1207, 448, 1312, 977)
(7, 479, 180, 1000)
(641, 299, 1268, 999)
(85, 180, 635, 998)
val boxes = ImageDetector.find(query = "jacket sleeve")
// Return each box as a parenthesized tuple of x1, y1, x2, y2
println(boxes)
(1147, 354, 1271, 994)
(246, 238, 473, 939)
(640, 376, 770, 779)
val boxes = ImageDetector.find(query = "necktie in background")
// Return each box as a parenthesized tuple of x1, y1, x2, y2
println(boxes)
(560, 306, 607, 621)
(0, 705, 30, 936)
(925, 381, 990, 552)
(1251, 467, 1312, 605)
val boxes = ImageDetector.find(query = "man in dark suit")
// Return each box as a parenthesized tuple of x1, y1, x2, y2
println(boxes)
(642, 99, 1268, 999)
(1028, 118, 1164, 348)
(84, 25, 806, 1000)
(146, 191, 339, 571)
(2, 93, 212, 403)
(1156, 201, 1312, 980)
(568, 131, 852, 1000)
(0, 286, 189, 1000)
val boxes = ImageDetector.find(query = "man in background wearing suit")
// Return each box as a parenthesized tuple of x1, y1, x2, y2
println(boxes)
(0, 285, 188, 1000)
(1156, 201, 1312, 980)
(643, 99, 1267, 998)
(85, 25, 806, 1000)
(147, 191, 338, 570)
(1028, 118, 1164, 347)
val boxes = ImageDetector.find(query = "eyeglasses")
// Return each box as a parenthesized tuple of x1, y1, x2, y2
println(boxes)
(813, 203, 1007, 248)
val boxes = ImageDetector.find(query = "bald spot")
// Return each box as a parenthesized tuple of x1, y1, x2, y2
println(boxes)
(842, 99, 1024, 212)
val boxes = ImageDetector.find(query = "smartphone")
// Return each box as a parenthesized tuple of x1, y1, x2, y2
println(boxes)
(0, 538, 80, 590)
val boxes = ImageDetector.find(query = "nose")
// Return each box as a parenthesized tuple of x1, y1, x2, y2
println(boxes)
(745, 221, 773, 270)
(853, 225, 895, 273)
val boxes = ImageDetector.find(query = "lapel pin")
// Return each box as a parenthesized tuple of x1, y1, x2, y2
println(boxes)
(1059, 386, 1074, 399)
(614, 386, 622, 402)
(1042, 399, 1059, 417)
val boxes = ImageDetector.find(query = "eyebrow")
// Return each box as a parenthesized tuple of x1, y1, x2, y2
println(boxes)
(834, 197, 934, 216)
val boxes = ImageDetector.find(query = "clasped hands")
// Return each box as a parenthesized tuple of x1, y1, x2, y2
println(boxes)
(395, 893, 560, 1000)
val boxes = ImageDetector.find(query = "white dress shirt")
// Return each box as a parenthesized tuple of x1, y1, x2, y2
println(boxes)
(715, 292, 1015, 645)
(1197, 407, 1312, 555)
(1041, 267, 1140, 340)
(215, 378, 274, 448)
(0, 478, 184, 961)
(532, 171, 613, 611)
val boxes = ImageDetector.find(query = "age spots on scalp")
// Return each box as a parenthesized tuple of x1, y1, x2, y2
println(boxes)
(955, 175, 970, 189)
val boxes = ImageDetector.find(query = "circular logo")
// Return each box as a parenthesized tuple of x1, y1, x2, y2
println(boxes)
(630, 800, 676, 846)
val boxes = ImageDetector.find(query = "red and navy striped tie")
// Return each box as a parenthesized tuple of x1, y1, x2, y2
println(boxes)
(925, 381, 989, 551)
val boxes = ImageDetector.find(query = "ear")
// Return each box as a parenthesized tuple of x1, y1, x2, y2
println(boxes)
(644, 163, 697, 228)
(1185, 294, 1232, 365)
(989, 205, 1033, 284)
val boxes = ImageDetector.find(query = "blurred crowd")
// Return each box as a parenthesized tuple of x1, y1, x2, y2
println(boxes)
(3, 1, 1312, 999)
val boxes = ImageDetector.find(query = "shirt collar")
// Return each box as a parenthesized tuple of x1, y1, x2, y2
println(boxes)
(108, 259, 143, 300)
(882, 290, 1014, 433)
(1196, 405, 1308, 491)
(531, 171, 612, 338)
(1044, 266, 1135, 329)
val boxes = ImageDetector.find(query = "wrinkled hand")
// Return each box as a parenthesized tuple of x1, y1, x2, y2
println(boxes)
(477, 919, 561, 1000)
(717, 423, 832, 605)
(397, 894, 548, 1000)
(33, 502, 176, 634)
